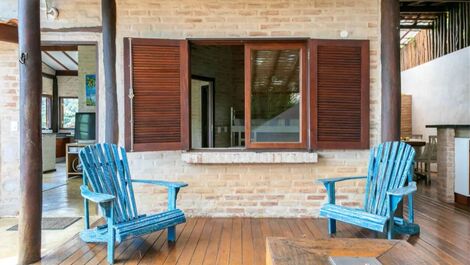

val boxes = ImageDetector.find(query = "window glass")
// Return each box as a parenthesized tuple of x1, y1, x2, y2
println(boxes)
(60, 98, 79, 129)
(250, 49, 300, 143)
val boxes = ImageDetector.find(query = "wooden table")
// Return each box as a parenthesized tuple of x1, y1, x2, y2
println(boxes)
(404, 140, 426, 147)
(266, 237, 443, 265)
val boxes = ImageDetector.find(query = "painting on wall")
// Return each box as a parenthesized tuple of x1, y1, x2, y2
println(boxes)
(85, 74, 96, 106)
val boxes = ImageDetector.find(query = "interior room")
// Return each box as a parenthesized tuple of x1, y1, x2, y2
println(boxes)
(399, 1, 470, 207)
(190, 43, 302, 149)
(40, 44, 98, 216)
(190, 44, 245, 148)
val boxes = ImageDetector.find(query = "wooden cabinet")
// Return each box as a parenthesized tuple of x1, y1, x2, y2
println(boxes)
(56, 136, 71, 158)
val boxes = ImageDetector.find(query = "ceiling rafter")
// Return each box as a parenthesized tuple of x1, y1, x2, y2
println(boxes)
(43, 51, 69, 71)
(62, 51, 78, 66)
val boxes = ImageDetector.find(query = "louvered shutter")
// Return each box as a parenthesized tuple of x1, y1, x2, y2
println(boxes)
(124, 38, 189, 151)
(310, 40, 370, 149)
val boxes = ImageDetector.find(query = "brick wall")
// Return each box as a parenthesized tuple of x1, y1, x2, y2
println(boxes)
(78, 45, 97, 112)
(0, 0, 381, 217)
(115, 0, 381, 217)
(42, 63, 55, 96)
(0, 42, 19, 216)
(57, 76, 80, 98)
(128, 150, 369, 217)
(436, 128, 455, 203)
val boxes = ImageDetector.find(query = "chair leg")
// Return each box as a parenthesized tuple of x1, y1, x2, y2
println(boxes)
(107, 229, 115, 264)
(387, 219, 394, 240)
(328, 219, 336, 235)
(426, 162, 431, 185)
(168, 226, 176, 242)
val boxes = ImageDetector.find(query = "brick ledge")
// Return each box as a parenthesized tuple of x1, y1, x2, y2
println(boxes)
(181, 151, 318, 164)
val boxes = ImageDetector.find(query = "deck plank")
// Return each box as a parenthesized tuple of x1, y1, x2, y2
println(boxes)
(214, 218, 232, 265)
(228, 218, 242, 265)
(241, 218, 254, 265)
(39, 188, 470, 265)
(201, 219, 223, 265)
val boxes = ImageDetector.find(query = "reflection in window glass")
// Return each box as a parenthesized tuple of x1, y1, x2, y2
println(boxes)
(60, 98, 79, 129)
(250, 49, 300, 143)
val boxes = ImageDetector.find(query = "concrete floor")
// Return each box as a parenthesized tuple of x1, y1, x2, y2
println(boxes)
(0, 162, 97, 264)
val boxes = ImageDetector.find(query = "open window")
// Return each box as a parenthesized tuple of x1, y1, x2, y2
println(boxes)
(41, 95, 52, 130)
(59, 97, 79, 130)
(124, 38, 370, 152)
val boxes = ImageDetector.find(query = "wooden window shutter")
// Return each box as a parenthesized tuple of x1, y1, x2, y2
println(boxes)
(124, 38, 189, 151)
(310, 40, 370, 149)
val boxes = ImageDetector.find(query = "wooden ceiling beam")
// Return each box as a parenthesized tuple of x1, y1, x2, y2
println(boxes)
(400, 0, 468, 2)
(400, 6, 449, 13)
(41, 45, 78, 51)
(56, 70, 78, 76)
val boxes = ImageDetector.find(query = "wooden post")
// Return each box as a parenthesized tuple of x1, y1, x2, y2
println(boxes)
(102, 0, 118, 143)
(381, 0, 401, 142)
(17, 0, 43, 264)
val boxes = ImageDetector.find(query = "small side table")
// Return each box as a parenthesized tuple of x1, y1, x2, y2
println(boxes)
(65, 143, 88, 178)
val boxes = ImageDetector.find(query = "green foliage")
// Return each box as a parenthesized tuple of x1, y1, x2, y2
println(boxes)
(62, 98, 79, 128)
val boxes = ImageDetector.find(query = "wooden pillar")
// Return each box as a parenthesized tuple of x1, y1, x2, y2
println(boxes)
(102, 0, 119, 143)
(381, 0, 401, 142)
(17, 0, 43, 264)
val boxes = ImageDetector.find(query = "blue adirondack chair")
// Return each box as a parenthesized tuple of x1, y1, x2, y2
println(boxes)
(79, 143, 188, 264)
(318, 141, 420, 239)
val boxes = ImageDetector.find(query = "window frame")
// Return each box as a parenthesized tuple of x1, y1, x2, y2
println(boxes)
(59, 96, 79, 130)
(244, 42, 308, 149)
(41, 95, 52, 130)
(124, 38, 370, 152)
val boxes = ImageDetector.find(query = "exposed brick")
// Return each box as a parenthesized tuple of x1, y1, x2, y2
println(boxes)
(0, 0, 381, 218)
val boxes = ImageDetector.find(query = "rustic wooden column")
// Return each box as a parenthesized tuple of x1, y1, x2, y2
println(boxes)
(17, 0, 43, 264)
(381, 0, 401, 141)
(102, 0, 118, 143)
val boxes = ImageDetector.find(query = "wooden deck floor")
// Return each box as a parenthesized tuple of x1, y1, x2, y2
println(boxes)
(37, 191, 470, 265)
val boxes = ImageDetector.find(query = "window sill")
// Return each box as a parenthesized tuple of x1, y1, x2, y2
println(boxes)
(181, 151, 318, 164)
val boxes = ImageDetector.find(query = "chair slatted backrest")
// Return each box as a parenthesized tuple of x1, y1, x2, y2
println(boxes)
(364, 141, 415, 216)
(80, 143, 139, 223)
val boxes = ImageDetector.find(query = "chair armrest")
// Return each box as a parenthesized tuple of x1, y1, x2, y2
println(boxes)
(317, 176, 367, 185)
(132, 179, 187, 211)
(318, 176, 367, 205)
(131, 179, 188, 188)
(387, 182, 417, 215)
(387, 182, 417, 197)
(80, 185, 115, 204)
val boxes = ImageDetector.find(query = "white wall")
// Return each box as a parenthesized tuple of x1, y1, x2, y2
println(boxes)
(401, 46, 470, 140)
